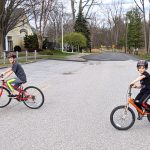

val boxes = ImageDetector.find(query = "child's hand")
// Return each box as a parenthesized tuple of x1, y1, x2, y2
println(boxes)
(132, 85, 137, 88)
(130, 83, 137, 88)
(0, 73, 4, 78)
(130, 83, 134, 88)
(0, 77, 4, 80)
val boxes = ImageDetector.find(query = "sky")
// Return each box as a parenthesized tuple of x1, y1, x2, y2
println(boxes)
(63, 0, 149, 20)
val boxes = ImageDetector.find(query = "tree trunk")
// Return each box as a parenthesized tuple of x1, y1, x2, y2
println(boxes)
(3, 32, 6, 51)
(78, 45, 79, 52)
(70, 0, 76, 22)
(37, 34, 43, 50)
(148, 5, 150, 53)
(141, 1, 148, 53)
(133, 0, 148, 53)
(0, 30, 3, 57)
(143, 15, 148, 53)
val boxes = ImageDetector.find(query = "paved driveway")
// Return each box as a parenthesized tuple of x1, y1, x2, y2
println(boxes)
(0, 57, 149, 150)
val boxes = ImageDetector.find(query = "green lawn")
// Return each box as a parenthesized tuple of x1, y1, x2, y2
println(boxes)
(137, 54, 150, 61)
(0, 50, 75, 67)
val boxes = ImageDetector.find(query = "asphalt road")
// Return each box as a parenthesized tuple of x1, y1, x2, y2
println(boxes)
(0, 54, 149, 150)
(82, 51, 138, 61)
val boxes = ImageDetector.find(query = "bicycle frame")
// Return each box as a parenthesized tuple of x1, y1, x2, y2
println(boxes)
(127, 87, 150, 116)
(0, 80, 29, 101)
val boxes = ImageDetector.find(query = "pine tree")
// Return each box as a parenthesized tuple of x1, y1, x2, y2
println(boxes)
(127, 8, 144, 49)
(74, 9, 91, 50)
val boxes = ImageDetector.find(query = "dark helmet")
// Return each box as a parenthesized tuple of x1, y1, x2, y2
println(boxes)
(137, 60, 148, 69)
(7, 52, 16, 58)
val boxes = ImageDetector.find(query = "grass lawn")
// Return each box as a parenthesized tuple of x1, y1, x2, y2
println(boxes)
(137, 54, 150, 61)
(0, 50, 75, 67)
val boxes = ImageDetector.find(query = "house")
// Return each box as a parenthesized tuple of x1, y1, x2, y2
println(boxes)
(5, 18, 33, 51)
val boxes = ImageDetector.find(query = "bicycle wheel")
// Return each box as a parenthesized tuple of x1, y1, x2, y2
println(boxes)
(23, 86, 44, 109)
(147, 114, 150, 122)
(0, 86, 11, 108)
(110, 105, 135, 130)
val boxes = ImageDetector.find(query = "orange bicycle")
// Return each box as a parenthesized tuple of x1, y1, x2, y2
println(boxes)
(110, 87, 150, 130)
(0, 77, 44, 109)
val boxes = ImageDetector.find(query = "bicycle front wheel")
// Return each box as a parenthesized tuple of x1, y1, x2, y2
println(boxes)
(110, 105, 135, 130)
(0, 86, 11, 108)
(23, 86, 44, 109)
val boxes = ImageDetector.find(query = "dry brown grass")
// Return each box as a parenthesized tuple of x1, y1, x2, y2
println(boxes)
(91, 49, 101, 53)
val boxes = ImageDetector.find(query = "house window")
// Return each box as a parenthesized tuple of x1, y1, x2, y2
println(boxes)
(20, 29, 28, 35)
(7, 36, 13, 51)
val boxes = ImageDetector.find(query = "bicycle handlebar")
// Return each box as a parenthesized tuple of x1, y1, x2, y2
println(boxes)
(0, 74, 3, 78)
(128, 86, 132, 97)
(0, 74, 5, 81)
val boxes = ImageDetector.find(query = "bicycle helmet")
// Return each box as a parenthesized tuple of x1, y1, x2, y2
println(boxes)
(137, 60, 148, 69)
(7, 52, 16, 58)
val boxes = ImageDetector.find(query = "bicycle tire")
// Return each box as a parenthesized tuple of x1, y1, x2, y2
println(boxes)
(110, 105, 135, 130)
(147, 114, 150, 122)
(0, 86, 11, 108)
(23, 86, 44, 109)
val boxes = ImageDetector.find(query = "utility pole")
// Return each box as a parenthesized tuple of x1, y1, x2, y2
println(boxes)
(61, 1, 64, 52)
(125, 17, 130, 53)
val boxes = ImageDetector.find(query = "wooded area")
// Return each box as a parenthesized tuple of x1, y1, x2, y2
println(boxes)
(0, 0, 150, 55)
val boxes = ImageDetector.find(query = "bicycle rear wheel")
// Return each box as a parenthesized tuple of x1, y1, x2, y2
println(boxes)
(23, 86, 44, 109)
(0, 86, 11, 108)
(110, 105, 135, 130)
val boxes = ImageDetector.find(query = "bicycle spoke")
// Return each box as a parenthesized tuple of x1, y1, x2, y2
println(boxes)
(110, 105, 135, 130)
(23, 86, 44, 109)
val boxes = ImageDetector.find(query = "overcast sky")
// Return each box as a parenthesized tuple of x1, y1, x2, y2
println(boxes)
(63, 0, 149, 17)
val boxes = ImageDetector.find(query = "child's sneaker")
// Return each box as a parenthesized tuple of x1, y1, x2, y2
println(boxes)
(8, 94, 17, 98)
(137, 113, 142, 120)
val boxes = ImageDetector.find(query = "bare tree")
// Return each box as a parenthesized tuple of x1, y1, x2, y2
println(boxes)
(29, 0, 56, 49)
(46, 3, 73, 44)
(70, 0, 102, 21)
(148, 0, 150, 53)
(100, 0, 124, 47)
(134, 0, 148, 53)
(0, 0, 30, 56)
(70, 0, 76, 22)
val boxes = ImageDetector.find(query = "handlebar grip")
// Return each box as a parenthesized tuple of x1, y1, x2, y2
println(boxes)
(0, 74, 3, 78)
(130, 84, 134, 88)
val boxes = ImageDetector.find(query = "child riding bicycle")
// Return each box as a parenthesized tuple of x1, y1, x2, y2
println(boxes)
(1, 52, 27, 98)
(130, 60, 150, 119)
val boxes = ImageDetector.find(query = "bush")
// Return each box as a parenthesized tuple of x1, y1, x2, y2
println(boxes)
(14, 45, 21, 52)
(24, 34, 39, 51)
(62, 32, 87, 52)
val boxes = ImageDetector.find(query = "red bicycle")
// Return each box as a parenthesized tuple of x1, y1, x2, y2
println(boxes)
(0, 77, 44, 109)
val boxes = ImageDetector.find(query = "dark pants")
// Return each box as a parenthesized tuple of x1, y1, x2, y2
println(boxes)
(134, 90, 150, 108)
